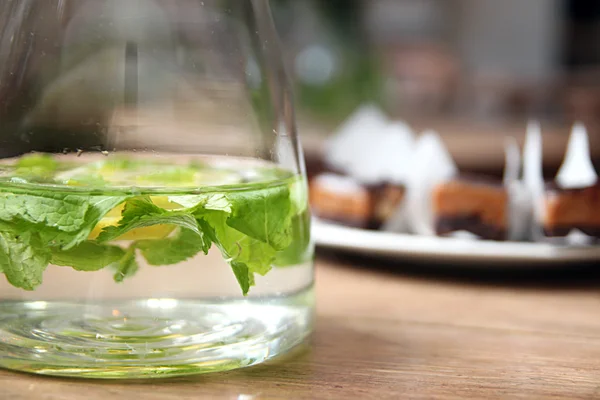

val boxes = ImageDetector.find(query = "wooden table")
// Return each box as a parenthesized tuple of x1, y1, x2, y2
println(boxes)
(2, 254, 600, 399)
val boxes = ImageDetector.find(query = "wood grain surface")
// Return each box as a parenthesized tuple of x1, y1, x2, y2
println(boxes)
(1, 255, 600, 399)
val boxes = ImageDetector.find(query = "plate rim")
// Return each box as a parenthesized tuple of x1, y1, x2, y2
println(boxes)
(312, 219, 600, 264)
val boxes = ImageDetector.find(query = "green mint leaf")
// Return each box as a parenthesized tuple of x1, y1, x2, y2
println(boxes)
(176, 187, 298, 295)
(114, 245, 138, 283)
(201, 212, 275, 275)
(174, 188, 296, 252)
(0, 231, 50, 290)
(169, 193, 232, 212)
(0, 192, 90, 232)
(62, 174, 108, 187)
(135, 166, 197, 186)
(274, 212, 313, 267)
(289, 177, 309, 215)
(137, 228, 210, 266)
(15, 153, 59, 170)
(96, 197, 200, 243)
(0, 191, 127, 250)
(121, 196, 162, 219)
(230, 261, 254, 296)
(168, 195, 201, 209)
(225, 186, 293, 251)
(0, 222, 17, 274)
(203, 194, 233, 212)
(63, 195, 129, 248)
(14, 153, 59, 180)
(199, 211, 276, 295)
(51, 242, 125, 271)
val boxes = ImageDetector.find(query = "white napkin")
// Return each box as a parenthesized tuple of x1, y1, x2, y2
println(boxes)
(555, 123, 598, 189)
(325, 105, 389, 173)
(348, 121, 416, 185)
(555, 123, 597, 245)
(405, 131, 457, 236)
(504, 137, 531, 241)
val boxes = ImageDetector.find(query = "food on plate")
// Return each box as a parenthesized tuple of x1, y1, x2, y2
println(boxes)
(309, 174, 405, 230)
(406, 131, 529, 241)
(432, 176, 509, 241)
(371, 183, 406, 228)
(310, 173, 373, 228)
(524, 122, 599, 244)
(542, 183, 600, 238)
(311, 105, 598, 246)
(315, 105, 414, 230)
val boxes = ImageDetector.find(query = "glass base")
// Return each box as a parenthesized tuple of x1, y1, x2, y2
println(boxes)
(0, 286, 314, 379)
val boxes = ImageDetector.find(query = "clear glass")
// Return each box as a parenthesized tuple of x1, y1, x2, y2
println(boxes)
(0, 0, 313, 378)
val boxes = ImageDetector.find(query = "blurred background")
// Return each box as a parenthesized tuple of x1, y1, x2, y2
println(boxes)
(2, 0, 600, 178)
(271, 0, 600, 177)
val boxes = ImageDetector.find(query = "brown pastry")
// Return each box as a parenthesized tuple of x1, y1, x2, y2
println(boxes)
(309, 174, 406, 229)
(371, 184, 406, 228)
(310, 174, 374, 228)
(432, 177, 508, 241)
(542, 183, 600, 238)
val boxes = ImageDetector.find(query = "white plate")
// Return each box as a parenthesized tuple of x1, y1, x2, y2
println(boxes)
(313, 219, 600, 265)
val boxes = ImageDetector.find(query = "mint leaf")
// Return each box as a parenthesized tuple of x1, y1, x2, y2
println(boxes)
(225, 186, 293, 251)
(97, 197, 211, 272)
(169, 193, 231, 212)
(15, 153, 59, 170)
(172, 188, 297, 295)
(137, 228, 210, 266)
(199, 211, 276, 295)
(0, 192, 89, 232)
(230, 261, 254, 296)
(14, 153, 59, 180)
(0, 192, 127, 250)
(0, 222, 20, 275)
(289, 177, 309, 215)
(51, 242, 125, 271)
(135, 166, 197, 186)
(168, 195, 202, 209)
(0, 231, 50, 290)
(96, 197, 200, 243)
(120, 196, 160, 218)
(201, 212, 275, 275)
(62, 195, 129, 248)
(0, 155, 300, 296)
(177, 187, 294, 251)
(274, 212, 313, 267)
(62, 173, 108, 187)
(114, 245, 138, 283)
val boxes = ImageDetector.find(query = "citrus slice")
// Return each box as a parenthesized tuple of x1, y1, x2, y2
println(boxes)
(152, 196, 182, 210)
(89, 196, 182, 241)
(88, 217, 176, 241)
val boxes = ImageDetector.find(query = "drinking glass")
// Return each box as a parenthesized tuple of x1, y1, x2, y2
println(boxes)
(0, 0, 313, 378)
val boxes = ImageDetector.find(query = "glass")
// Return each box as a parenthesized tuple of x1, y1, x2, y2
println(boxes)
(0, 0, 313, 378)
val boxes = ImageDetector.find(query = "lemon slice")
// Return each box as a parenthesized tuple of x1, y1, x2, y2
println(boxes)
(59, 157, 242, 241)
(89, 196, 182, 241)
(88, 217, 176, 241)
(152, 196, 182, 210)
